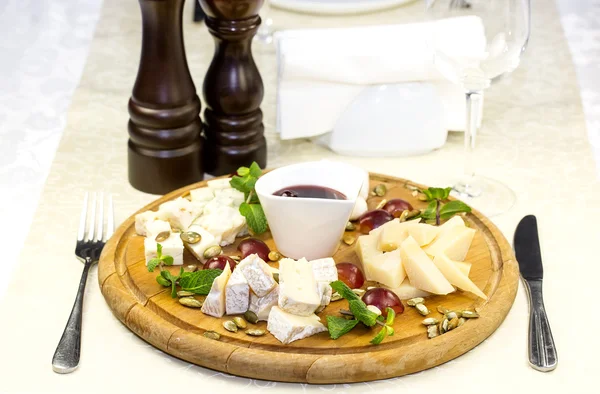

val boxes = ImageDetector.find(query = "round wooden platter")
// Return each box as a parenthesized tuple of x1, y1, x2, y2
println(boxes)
(98, 173, 519, 384)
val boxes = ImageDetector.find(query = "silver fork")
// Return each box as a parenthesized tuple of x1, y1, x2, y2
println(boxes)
(52, 192, 114, 374)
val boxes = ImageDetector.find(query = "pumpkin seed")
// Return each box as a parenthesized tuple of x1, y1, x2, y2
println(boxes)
(439, 318, 449, 334)
(273, 272, 280, 283)
(367, 286, 377, 290)
(343, 235, 356, 245)
(445, 311, 458, 320)
(230, 255, 241, 261)
(437, 305, 449, 314)
(422, 318, 439, 326)
(180, 231, 201, 244)
(233, 317, 247, 329)
(177, 290, 195, 297)
(447, 317, 459, 331)
(461, 310, 480, 319)
(407, 297, 424, 306)
(223, 320, 238, 333)
(244, 310, 259, 324)
(203, 245, 222, 259)
(373, 184, 387, 197)
(345, 221, 356, 231)
(406, 209, 421, 220)
(185, 264, 199, 272)
(268, 251, 281, 261)
(367, 305, 382, 316)
(154, 231, 171, 242)
(203, 331, 220, 340)
(352, 289, 365, 296)
(411, 190, 419, 197)
(375, 199, 387, 210)
(331, 292, 343, 302)
(399, 210, 410, 222)
(457, 318, 466, 327)
(415, 303, 430, 316)
(178, 297, 203, 308)
(245, 329, 266, 337)
(418, 194, 429, 201)
(427, 325, 439, 339)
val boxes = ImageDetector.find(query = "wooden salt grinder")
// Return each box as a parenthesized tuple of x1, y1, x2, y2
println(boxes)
(128, 0, 203, 194)
(199, 0, 267, 176)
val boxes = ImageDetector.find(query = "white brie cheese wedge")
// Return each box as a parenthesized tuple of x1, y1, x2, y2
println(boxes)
(184, 224, 221, 263)
(144, 232, 184, 266)
(267, 306, 327, 344)
(158, 197, 195, 231)
(201, 262, 232, 317)
(225, 266, 250, 314)
(239, 254, 277, 297)
(249, 285, 279, 321)
(310, 258, 338, 309)
(279, 258, 321, 316)
(400, 236, 454, 295)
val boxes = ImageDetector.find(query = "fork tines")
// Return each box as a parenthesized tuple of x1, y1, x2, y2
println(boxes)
(77, 192, 114, 243)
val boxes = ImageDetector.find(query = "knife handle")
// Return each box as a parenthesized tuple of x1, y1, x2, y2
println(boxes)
(523, 279, 558, 372)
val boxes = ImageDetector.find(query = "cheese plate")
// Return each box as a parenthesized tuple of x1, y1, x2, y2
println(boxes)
(98, 172, 518, 383)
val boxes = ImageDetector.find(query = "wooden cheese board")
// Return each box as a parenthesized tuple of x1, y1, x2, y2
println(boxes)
(98, 173, 519, 384)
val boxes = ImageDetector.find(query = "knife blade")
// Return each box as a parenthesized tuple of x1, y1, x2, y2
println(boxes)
(514, 215, 558, 372)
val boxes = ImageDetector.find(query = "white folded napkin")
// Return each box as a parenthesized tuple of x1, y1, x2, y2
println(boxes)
(275, 16, 486, 141)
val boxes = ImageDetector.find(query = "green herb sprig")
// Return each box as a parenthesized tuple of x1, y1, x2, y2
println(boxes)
(147, 244, 174, 272)
(155, 267, 223, 298)
(418, 187, 471, 225)
(230, 162, 268, 235)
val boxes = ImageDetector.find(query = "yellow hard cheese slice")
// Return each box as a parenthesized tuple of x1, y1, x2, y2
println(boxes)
(433, 254, 487, 299)
(355, 234, 379, 278)
(423, 226, 475, 262)
(454, 260, 471, 276)
(365, 249, 406, 288)
(407, 223, 441, 246)
(400, 236, 454, 295)
(384, 278, 431, 300)
(438, 215, 466, 237)
(377, 220, 414, 252)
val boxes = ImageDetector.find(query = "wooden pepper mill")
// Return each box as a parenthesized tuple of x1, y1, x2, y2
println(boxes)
(128, 0, 204, 194)
(199, 0, 267, 175)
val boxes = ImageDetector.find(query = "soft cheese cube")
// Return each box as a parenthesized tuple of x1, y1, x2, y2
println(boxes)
(158, 197, 195, 231)
(184, 224, 221, 263)
(385, 278, 432, 300)
(225, 267, 250, 314)
(249, 285, 279, 321)
(279, 258, 321, 316)
(201, 262, 232, 317)
(144, 219, 171, 238)
(365, 249, 406, 288)
(407, 223, 441, 246)
(377, 220, 414, 252)
(135, 210, 167, 236)
(214, 188, 245, 206)
(310, 258, 338, 283)
(195, 205, 246, 245)
(190, 187, 214, 202)
(239, 254, 277, 297)
(144, 233, 184, 266)
(207, 178, 232, 190)
(433, 254, 487, 299)
(400, 236, 454, 295)
(267, 306, 327, 344)
(423, 226, 476, 262)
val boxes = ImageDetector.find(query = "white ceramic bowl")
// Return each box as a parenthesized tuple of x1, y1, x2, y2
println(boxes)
(255, 160, 365, 260)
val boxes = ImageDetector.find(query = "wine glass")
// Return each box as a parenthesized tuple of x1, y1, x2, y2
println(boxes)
(426, 0, 530, 216)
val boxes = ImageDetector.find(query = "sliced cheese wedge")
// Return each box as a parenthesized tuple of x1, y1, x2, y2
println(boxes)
(400, 236, 454, 295)
(377, 220, 414, 252)
(368, 218, 400, 238)
(365, 249, 406, 288)
(201, 262, 232, 317)
(355, 234, 380, 278)
(438, 215, 466, 237)
(423, 226, 476, 262)
(384, 278, 432, 300)
(433, 254, 487, 299)
(454, 260, 472, 277)
(407, 223, 441, 246)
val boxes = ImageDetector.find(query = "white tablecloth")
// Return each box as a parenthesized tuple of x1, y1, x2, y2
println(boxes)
(0, 0, 599, 393)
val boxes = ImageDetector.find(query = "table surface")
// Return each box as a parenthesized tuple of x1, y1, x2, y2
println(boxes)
(0, 0, 599, 393)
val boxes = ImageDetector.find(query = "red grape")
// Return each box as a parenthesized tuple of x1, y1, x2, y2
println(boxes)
(362, 288, 404, 316)
(336, 262, 365, 289)
(238, 238, 270, 261)
(383, 199, 413, 218)
(203, 255, 237, 271)
(358, 209, 393, 234)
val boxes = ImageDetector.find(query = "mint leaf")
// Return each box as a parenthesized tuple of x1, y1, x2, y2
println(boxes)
(421, 200, 438, 220)
(179, 269, 222, 295)
(230, 174, 257, 194)
(329, 281, 360, 302)
(439, 200, 472, 220)
(349, 300, 378, 327)
(237, 166, 250, 176)
(426, 187, 452, 200)
(370, 326, 388, 345)
(156, 243, 163, 258)
(239, 202, 268, 235)
(326, 316, 359, 339)
(156, 275, 170, 287)
(385, 308, 396, 326)
(248, 162, 262, 178)
(160, 270, 173, 282)
(147, 258, 161, 272)
(161, 255, 174, 266)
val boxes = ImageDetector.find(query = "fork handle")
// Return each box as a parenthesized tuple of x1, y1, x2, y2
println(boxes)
(52, 257, 92, 373)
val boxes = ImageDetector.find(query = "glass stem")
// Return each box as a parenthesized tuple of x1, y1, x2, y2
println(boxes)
(454, 90, 483, 197)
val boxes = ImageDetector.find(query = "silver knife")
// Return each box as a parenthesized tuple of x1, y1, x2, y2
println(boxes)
(514, 215, 558, 372)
